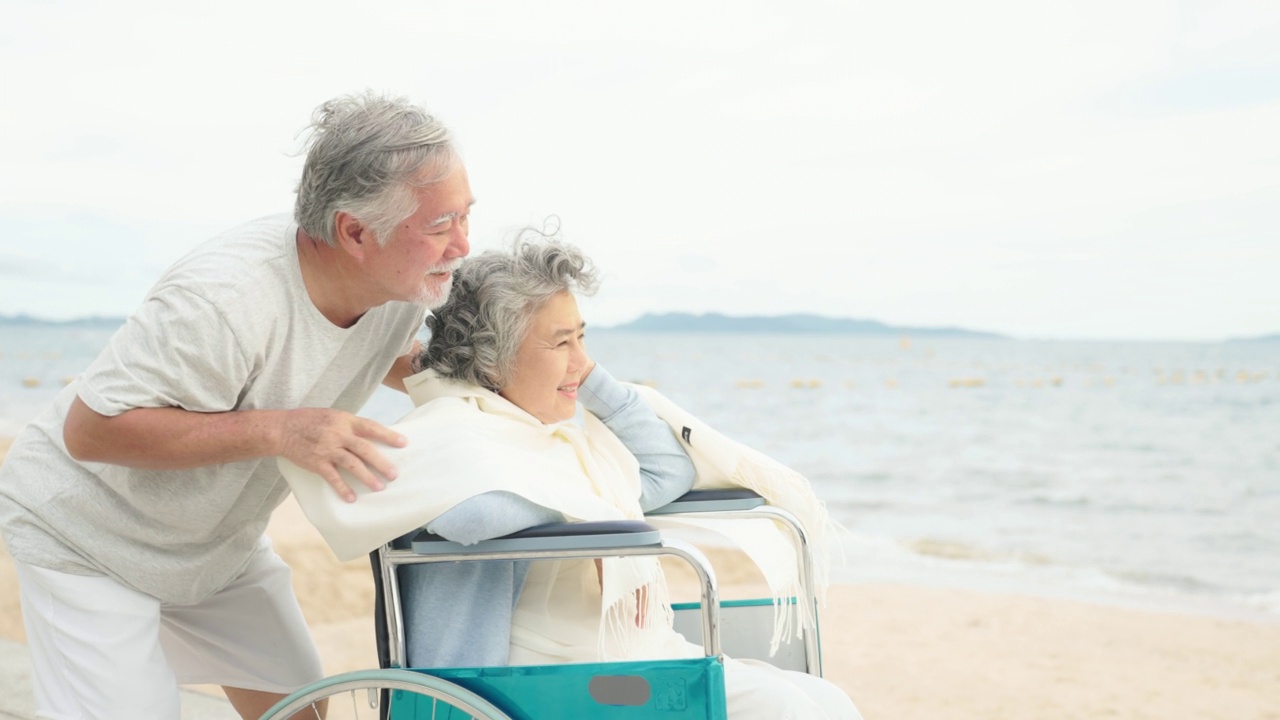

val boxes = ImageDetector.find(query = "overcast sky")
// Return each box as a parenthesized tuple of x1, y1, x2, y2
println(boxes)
(1, 0, 1277, 341)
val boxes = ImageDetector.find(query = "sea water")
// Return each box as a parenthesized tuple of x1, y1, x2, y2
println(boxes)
(3, 326, 1277, 621)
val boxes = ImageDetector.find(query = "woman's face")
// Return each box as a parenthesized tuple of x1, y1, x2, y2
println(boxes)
(500, 289, 591, 423)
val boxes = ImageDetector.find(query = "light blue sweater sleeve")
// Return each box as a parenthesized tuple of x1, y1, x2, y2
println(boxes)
(577, 364, 696, 511)
(425, 492, 562, 545)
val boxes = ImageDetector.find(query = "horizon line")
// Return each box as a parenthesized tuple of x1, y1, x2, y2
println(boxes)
(3, 311, 1275, 345)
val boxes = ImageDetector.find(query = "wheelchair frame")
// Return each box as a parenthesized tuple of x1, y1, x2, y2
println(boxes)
(259, 490, 822, 719)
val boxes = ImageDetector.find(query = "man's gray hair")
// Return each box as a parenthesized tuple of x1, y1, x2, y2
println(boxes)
(294, 90, 461, 247)
(417, 236, 600, 391)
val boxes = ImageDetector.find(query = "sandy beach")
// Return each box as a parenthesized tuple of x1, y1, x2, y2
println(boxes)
(2, 439, 1278, 719)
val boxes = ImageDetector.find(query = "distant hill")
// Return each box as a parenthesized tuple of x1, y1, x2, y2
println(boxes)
(602, 312, 1005, 338)
(1227, 333, 1280, 343)
(0, 313, 127, 328)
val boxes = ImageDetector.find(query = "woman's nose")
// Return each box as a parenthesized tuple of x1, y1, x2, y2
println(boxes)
(569, 341, 588, 372)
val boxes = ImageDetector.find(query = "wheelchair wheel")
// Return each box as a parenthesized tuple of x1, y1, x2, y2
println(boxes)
(258, 668, 513, 720)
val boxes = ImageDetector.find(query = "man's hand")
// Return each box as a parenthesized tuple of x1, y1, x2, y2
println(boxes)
(277, 409, 407, 503)
(63, 398, 406, 504)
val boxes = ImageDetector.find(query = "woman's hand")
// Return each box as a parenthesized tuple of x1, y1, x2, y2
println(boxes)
(595, 558, 650, 628)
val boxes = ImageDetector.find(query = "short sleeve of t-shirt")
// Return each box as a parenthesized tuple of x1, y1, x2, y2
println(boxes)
(77, 285, 251, 417)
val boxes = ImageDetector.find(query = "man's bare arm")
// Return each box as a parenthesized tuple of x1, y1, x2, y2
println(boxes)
(63, 397, 405, 502)
(381, 341, 422, 393)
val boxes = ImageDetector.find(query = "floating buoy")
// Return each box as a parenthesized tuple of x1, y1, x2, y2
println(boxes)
(735, 379, 765, 389)
(948, 378, 985, 389)
(884, 378, 899, 389)
(21, 377, 40, 388)
(62, 376, 77, 386)
(788, 378, 823, 389)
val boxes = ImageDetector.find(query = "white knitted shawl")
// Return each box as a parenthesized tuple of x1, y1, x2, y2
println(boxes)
(278, 370, 834, 657)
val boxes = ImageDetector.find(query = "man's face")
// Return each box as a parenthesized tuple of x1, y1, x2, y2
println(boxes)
(367, 166, 474, 308)
(500, 289, 591, 424)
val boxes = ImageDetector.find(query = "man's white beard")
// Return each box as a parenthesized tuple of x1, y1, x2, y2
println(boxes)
(420, 274, 454, 309)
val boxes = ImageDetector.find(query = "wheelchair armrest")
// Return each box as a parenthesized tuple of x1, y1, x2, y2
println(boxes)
(646, 489, 765, 515)
(408, 519, 661, 555)
(378, 520, 724, 666)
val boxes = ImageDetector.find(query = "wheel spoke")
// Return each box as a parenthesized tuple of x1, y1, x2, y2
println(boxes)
(258, 669, 512, 720)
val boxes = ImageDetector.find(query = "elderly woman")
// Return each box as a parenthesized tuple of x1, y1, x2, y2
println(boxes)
(283, 239, 861, 719)
(396, 240, 697, 671)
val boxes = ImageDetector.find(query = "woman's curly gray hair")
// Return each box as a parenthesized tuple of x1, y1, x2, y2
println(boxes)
(417, 236, 599, 390)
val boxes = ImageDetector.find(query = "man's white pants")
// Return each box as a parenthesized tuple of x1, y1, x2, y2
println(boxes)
(15, 537, 324, 720)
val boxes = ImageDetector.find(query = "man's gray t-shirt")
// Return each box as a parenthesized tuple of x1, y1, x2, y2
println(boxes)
(0, 214, 426, 605)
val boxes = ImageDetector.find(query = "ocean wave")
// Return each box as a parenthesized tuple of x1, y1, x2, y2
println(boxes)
(895, 538, 1258, 603)
(1233, 589, 1280, 615)
(1016, 493, 1232, 517)
(906, 537, 1051, 566)
(1019, 494, 1093, 508)
(1104, 568, 1223, 594)
(840, 532, 1280, 620)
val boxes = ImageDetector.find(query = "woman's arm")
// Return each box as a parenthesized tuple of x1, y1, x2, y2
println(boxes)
(578, 364, 696, 512)
(426, 492, 563, 545)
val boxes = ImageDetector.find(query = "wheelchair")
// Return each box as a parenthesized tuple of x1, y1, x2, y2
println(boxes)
(259, 489, 823, 720)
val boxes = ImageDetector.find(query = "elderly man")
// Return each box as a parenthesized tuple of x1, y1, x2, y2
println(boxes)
(0, 91, 473, 719)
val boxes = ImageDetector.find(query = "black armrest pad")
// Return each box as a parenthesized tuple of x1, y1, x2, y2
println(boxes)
(647, 489, 766, 515)
(406, 520, 662, 555)
(410, 519, 656, 545)
(673, 489, 763, 503)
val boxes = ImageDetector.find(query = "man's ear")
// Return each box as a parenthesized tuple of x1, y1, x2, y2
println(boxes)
(334, 212, 371, 260)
